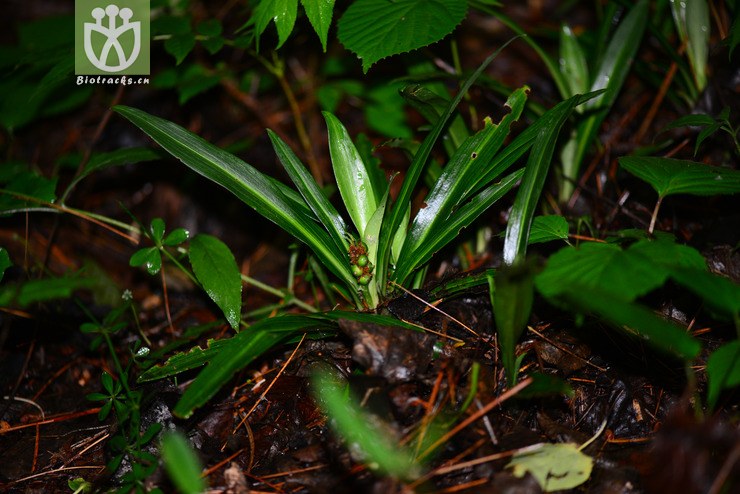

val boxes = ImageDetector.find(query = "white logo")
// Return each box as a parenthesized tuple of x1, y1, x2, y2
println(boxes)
(84, 4, 141, 72)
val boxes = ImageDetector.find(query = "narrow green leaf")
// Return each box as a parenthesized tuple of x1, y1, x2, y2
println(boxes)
(403, 87, 528, 263)
(378, 42, 517, 294)
(394, 169, 523, 284)
(619, 156, 740, 197)
(312, 367, 421, 479)
(161, 432, 206, 494)
(324, 112, 378, 237)
(400, 84, 470, 155)
(503, 93, 589, 265)
(114, 105, 357, 293)
(174, 315, 332, 418)
(301, 0, 336, 52)
(528, 215, 569, 244)
(559, 25, 589, 98)
(0, 247, 10, 282)
(671, 0, 709, 90)
(268, 129, 349, 255)
(138, 338, 232, 382)
(492, 262, 536, 387)
(0, 276, 95, 308)
(189, 234, 242, 330)
(706, 341, 740, 411)
(337, 0, 468, 72)
(163, 227, 190, 246)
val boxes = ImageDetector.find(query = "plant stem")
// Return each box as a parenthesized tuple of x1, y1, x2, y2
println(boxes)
(648, 196, 663, 235)
(240, 273, 318, 313)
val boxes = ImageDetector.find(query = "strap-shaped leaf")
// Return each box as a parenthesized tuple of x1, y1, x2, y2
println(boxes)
(174, 315, 334, 418)
(324, 111, 379, 237)
(401, 87, 528, 265)
(503, 92, 596, 265)
(376, 41, 517, 294)
(394, 169, 523, 284)
(114, 106, 356, 291)
(268, 129, 349, 255)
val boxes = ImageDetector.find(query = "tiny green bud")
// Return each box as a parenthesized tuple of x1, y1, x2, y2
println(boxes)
(358, 274, 372, 285)
(367, 262, 374, 273)
(351, 264, 363, 277)
(357, 254, 369, 267)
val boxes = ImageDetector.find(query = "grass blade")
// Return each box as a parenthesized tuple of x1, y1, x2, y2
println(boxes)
(161, 431, 206, 494)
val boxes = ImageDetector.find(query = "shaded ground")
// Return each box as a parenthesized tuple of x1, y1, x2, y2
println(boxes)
(1, 2, 740, 493)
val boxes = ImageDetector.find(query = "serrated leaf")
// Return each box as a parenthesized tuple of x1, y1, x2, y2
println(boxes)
(189, 234, 242, 329)
(164, 33, 196, 65)
(619, 156, 740, 198)
(337, 0, 468, 72)
(706, 341, 740, 411)
(161, 432, 206, 494)
(528, 215, 569, 244)
(507, 443, 593, 492)
(535, 238, 706, 303)
(301, 0, 336, 51)
(253, 0, 298, 50)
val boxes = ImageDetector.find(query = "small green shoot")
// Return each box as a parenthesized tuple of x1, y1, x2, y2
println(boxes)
(161, 431, 206, 494)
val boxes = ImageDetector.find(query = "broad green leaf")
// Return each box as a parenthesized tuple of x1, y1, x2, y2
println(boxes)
(528, 215, 569, 244)
(554, 285, 701, 360)
(337, 0, 467, 72)
(492, 262, 536, 387)
(507, 443, 593, 492)
(189, 234, 243, 330)
(619, 156, 740, 197)
(503, 92, 593, 265)
(0, 171, 57, 213)
(174, 315, 333, 418)
(670, 268, 740, 320)
(164, 33, 196, 65)
(268, 129, 349, 255)
(536, 238, 706, 302)
(301, 0, 336, 51)
(366, 83, 412, 138)
(0, 248, 10, 282)
(559, 25, 589, 98)
(706, 341, 740, 411)
(253, 0, 299, 49)
(161, 432, 206, 494)
(114, 106, 358, 296)
(312, 367, 421, 479)
(324, 112, 378, 237)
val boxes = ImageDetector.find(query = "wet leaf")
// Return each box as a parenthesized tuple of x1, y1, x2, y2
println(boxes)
(507, 443, 593, 491)
(129, 247, 161, 275)
(301, 0, 335, 51)
(189, 234, 242, 330)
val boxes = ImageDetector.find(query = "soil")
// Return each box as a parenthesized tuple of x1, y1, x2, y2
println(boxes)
(1, 2, 739, 493)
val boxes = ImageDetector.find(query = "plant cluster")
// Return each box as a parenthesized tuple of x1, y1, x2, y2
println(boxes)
(1, 0, 739, 492)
